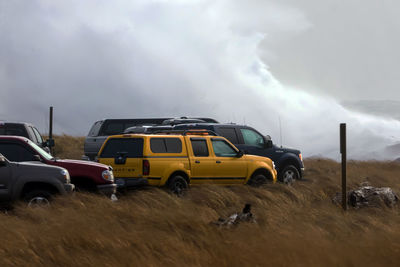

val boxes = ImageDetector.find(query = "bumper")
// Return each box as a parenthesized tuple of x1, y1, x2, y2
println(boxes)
(97, 183, 117, 195)
(115, 178, 148, 188)
(64, 183, 75, 193)
(300, 167, 305, 178)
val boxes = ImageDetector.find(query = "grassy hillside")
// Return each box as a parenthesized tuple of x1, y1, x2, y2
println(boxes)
(1, 137, 399, 266)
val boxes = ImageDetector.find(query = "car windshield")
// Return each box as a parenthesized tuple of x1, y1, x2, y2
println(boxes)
(28, 140, 54, 161)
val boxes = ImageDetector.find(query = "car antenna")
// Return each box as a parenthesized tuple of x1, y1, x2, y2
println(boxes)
(279, 115, 283, 148)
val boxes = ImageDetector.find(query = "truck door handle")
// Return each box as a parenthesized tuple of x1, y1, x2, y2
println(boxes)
(216, 160, 221, 163)
(195, 160, 200, 163)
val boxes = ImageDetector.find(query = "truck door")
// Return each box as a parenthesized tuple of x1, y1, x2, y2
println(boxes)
(188, 138, 215, 184)
(210, 139, 247, 184)
(236, 127, 275, 158)
(0, 155, 12, 201)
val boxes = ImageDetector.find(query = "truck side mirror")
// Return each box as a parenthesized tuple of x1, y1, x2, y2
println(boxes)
(44, 139, 55, 148)
(0, 155, 7, 167)
(264, 135, 273, 148)
(33, 155, 42, 162)
(236, 150, 244, 158)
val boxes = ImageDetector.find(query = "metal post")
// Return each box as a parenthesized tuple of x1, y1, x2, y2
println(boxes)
(49, 106, 54, 155)
(340, 123, 347, 211)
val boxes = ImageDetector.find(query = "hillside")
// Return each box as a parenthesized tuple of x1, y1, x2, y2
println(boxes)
(0, 136, 399, 266)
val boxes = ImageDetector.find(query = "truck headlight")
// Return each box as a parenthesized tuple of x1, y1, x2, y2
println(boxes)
(60, 169, 70, 183)
(102, 170, 114, 182)
(272, 161, 276, 170)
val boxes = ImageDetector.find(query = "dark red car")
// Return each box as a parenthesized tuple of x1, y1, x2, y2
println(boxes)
(0, 136, 117, 195)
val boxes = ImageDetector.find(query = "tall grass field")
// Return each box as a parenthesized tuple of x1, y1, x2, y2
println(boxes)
(1, 135, 399, 266)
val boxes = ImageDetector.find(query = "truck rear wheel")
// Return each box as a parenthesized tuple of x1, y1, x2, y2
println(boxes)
(168, 175, 188, 195)
(24, 190, 52, 207)
(248, 173, 268, 187)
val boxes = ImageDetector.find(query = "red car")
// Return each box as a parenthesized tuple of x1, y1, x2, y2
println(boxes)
(0, 136, 116, 195)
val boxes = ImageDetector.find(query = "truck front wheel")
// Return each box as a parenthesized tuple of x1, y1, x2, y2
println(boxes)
(24, 190, 52, 207)
(248, 173, 268, 187)
(279, 165, 300, 184)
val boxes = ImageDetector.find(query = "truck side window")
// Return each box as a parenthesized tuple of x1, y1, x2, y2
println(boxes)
(211, 139, 237, 157)
(100, 138, 144, 158)
(26, 126, 38, 143)
(150, 138, 182, 153)
(88, 121, 103, 137)
(190, 139, 209, 157)
(31, 127, 44, 144)
(240, 128, 264, 148)
(218, 128, 239, 144)
(3, 125, 28, 138)
(0, 143, 35, 162)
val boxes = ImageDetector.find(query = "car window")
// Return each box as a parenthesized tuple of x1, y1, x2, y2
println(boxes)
(240, 128, 264, 148)
(211, 139, 237, 157)
(2, 124, 29, 138)
(100, 138, 144, 158)
(26, 126, 38, 143)
(31, 127, 44, 144)
(28, 140, 53, 161)
(190, 139, 209, 157)
(218, 128, 239, 144)
(150, 138, 182, 153)
(102, 122, 124, 135)
(88, 121, 103, 137)
(0, 143, 35, 162)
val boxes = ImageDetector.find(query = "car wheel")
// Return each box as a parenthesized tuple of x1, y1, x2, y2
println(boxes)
(168, 176, 188, 195)
(24, 190, 52, 207)
(248, 173, 268, 187)
(279, 165, 300, 184)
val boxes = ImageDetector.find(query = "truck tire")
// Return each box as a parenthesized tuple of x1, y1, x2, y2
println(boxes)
(168, 175, 188, 195)
(24, 190, 52, 207)
(279, 165, 300, 184)
(248, 173, 268, 187)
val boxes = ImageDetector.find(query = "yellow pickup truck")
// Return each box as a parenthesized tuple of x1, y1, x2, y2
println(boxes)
(97, 130, 277, 193)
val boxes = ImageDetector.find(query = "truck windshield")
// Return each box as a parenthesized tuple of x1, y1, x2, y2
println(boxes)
(28, 140, 54, 161)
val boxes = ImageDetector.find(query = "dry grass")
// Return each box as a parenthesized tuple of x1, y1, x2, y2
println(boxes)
(51, 135, 85, 159)
(1, 137, 400, 266)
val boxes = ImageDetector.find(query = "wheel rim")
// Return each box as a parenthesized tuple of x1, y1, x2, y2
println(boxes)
(283, 170, 296, 184)
(173, 181, 185, 194)
(28, 197, 50, 207)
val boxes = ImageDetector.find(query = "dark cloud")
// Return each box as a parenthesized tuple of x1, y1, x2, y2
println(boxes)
(1, 0, 400, 160)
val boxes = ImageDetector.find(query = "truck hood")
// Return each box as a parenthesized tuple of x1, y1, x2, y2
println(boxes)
(242, 154, 273, 163)
(54, 159, 110, 170)
(273, 145, 301, 155)
(15, 161, 66, 172)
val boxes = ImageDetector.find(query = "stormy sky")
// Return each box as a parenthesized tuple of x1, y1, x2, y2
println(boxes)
(1, 0, 400, 160)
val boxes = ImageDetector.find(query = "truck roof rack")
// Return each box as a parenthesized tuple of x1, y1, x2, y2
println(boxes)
(151, 129, 219, 136)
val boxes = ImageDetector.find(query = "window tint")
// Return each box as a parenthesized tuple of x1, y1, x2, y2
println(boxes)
(240, 128, 264, 147)
(190, 139, 209, 157)
(88, 121, 103, 137)
(0, 143, 35, 162)
(212, 139, 237, 157)
(100, 138, 143, 158)
(218, 128, 239, 144)
(150, 138, 182, 153)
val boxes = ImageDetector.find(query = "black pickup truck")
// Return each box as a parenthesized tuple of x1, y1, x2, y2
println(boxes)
(125, 123, 305, 184)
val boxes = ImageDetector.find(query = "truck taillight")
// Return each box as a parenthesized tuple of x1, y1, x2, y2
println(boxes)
(143, 160, 150, 175)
